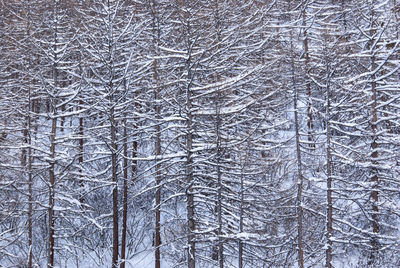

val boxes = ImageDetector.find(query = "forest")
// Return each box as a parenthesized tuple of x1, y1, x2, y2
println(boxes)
(0, 0, 400, 267)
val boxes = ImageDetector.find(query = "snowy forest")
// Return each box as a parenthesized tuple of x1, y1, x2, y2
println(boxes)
(0, 0, 399, 267)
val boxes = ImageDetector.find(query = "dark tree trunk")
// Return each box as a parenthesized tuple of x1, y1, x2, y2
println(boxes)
(111, 112, 119, 268)
(120, 118, 128, 268)
(290, 22, 304, 268)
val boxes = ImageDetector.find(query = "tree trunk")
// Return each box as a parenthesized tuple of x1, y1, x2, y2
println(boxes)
(49, 5, 58, 264)
(23, 92, 34, 268)
(369, 50, 380, 266)
(181, 7, 196, 267)
(186, 46, 195, 268)
(155, 114, 162, 268)
(214, 3, 224, 267)
(238, 169, 244, 268)
(216, 92, 223, 268)
(290, 24, 304, 268)
(48, 104, 57, 268)
(78, 99, 84, 204)
(150, 3, 162, 266)
(24, 8, 34, 266)
(368, 8, 380, 264)
(325, 67, 333, 268)
(28, 91, 33, 268)
(111, 108, 119, 268)
(120, 117, 128, 268)
(302, 1, 314, 148)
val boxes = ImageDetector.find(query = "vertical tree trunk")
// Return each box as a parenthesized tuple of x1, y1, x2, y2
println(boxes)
(155, 106, 162, 268)
(27, 108, 33, 268)
(131, 119, 138, 266)
(216, 90, 223, 268)
(180, 7, 196, 267)
(132, 137, 138, 181)
(24, 5, 33, 266)
(186, 107, 195, 268)
(214, 2, 223, 267)
(120, 117, 128, 268)
(27, 85, 34, 268)
(150, 3, 162, 266)
(290, 24, 304, 268)
(23, 94, 33, 268)
(368, 7, 380, 264)
(186, 85, 195, 268)
(325, 67, 333, 268)
(369, 50, 380, 266)
(186, 41, 195, 268)
(60, 104, 65, 132)
(49, 3, 58, 264)
(238, 140, 248, 268)
(302, 1, 314, 148)
(111, 108, 119, 268)
(48, 104, 57, 268)
(78, 98, 84, 203)
(106, 2, 119, 266)
(238, 168, 244, 268)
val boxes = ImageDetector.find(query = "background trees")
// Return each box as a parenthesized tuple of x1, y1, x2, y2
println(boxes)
(1, 0, 400, 267)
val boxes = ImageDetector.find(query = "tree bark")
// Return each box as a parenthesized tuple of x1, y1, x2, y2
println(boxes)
(23, 94, 33, 268)
(150, 2, 162, 266)
(180, 6, 196, 267)
(290, 22, 304, 268)
(302, 1, 314, 148)
(155, 111, 162, 268)
(186, 41, 195, 268)
(214, 2, 223, 267)
(24, 4, 33, 266)
(238, 168, 244, 268)
(48, 103, 57, 268)
(369, 48, 380, 266)
(120, 117, 128, 268)
(368, 7, 380, 264)
(78, 99, 84, 204)
(111, 108, 119, 268)
(325, 67, 333, 268)
(48, 3, 58, 264)
(216, 88, 223, 268)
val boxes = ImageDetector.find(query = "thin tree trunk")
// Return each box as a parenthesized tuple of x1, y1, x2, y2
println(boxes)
(27, 87, 33, 268)
(106, 1, 119, 266)
(238, 142, 248, 268)
(28, 118, 33, 268)
(186, 106, 195, 268)
(368, 8, 380, 264)
(181, 8, 196, 267)
(132, 138, 138, 181)
(120, 117, 128, 268)
(49, 3, 58, 264)
(216, 90, 223, 268)
(111, 108, 119, 268)
(155, 111, 162, 268)
(290, 24, 304, 268)
(302, 1, 314, 148)
(214, 2, 223, 266)
(24, 5, 33, 266)
(186, 88, 195, 268)
(325, 67, 333, 268)
(186, 41, 195, 268)
(60, 104, 65, 132)
(23, 95, 33, 268)
(78, 99, 84, 204)
(369, 50, 380, 266)
(238, 169, 244, 268)
(150, 3, 162, 266)
(48, 104, 57, 268)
